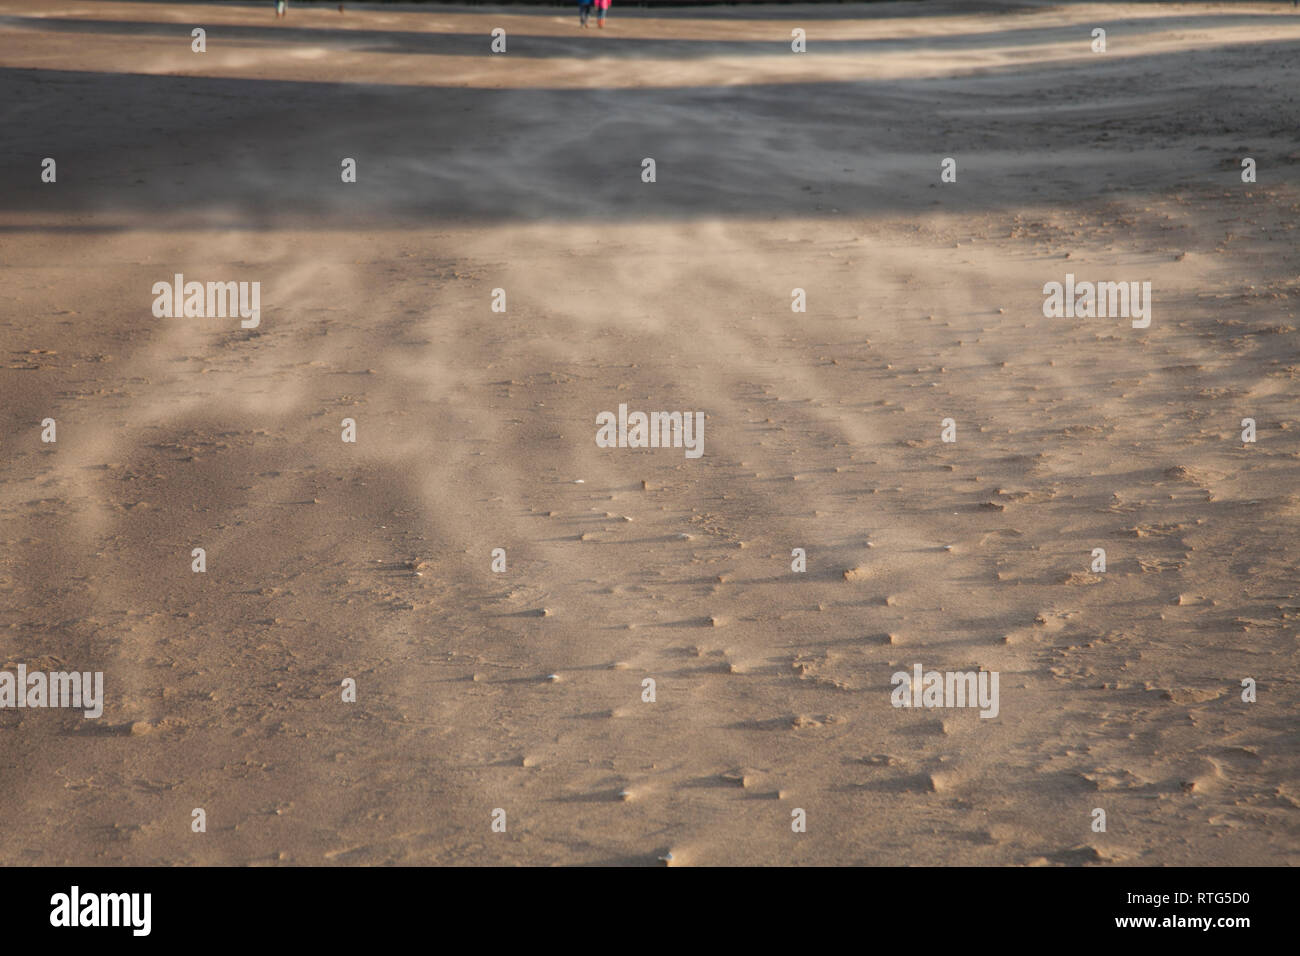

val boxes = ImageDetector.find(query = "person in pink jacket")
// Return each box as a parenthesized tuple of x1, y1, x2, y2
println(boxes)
(595, 0, 611, 28)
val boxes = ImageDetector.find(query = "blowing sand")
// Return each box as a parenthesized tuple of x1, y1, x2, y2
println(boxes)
(1, 0, 1297, 865)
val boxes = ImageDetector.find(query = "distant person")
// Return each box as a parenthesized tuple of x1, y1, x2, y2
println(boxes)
(275, 0, 286, 18)
(596, 0, 611, 28)
(578, 0, 593, 28)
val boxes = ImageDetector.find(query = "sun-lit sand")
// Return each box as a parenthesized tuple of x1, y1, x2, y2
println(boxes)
(1, 0, 1297, 865)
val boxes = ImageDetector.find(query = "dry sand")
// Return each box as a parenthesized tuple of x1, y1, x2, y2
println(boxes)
(1, 0, 1298, 865)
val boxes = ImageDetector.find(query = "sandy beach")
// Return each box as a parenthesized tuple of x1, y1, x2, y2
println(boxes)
(1, 0, 1297, 865)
